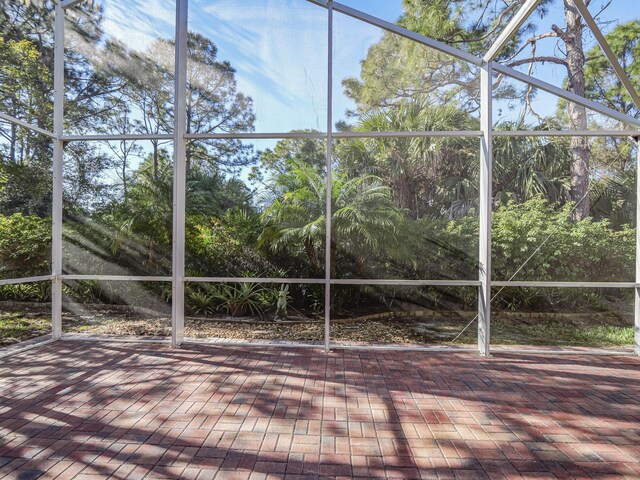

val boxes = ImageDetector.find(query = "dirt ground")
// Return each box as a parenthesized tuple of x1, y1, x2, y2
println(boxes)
(0, 303, 634, 348)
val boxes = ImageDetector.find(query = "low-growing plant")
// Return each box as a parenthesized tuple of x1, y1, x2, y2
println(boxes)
(215, 283, 267, 318)
(187, 289, 218, 315)
(0, 282, 51, 302)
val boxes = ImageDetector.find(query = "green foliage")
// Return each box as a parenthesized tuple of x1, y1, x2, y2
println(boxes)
(0, 282, 50, 302)
(491, 197, 634, 310)
(337, 102, 478, 218)
(492, 126, 572, 204)
(186, 283, 275, 319)
(0, 214, 51, 278)
(186, 209, 280, 277)
(0, 37, 52, 128)
(492, 196, 634, 283)
(187, 289, 218, 315)
(585, 20, 640, 117)
(259, 160, 406, 277)
(214, 283, 268, 318)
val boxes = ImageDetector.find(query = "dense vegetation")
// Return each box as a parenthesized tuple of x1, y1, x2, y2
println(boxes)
(1, 0, 638, 330)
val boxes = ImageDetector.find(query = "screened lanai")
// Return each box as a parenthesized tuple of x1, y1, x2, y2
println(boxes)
(1, 0, 640, 357)
(3, 2, 640, 479)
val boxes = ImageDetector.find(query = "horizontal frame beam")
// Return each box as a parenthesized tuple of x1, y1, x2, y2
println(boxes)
(60, 335, 171, 344)
(332, 131, 483, 138)
(492, 281, 635, 288)
(0, 275, 55, 286)
(186, 278, 482, 286)
(59, 131, 639, 143)
(185, 132, 326, 140)
(61, 134, 174, 142)
(493, 62, 640, 128)
(490, 347, 635, 356)
(184, 338, 322, 349)
(50, 277, 638, 289)
(61, 275, 172, 282)
(330, 344, 475, 352)
(0, 113, 57, 139)
(185, 277, 326, 284)
(331, 279, 481, 286)
(493, 130, 640, 137)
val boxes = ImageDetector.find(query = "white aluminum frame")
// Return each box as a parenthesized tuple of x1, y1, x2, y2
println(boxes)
(483, 0, 544, 62)
(0, 0, 638, 356)
(324, 0, 334, 353)
(172, 0, 188, 348)
(0, 113, 57, 139)
(51, 0, 65, 341)
(636, 136, 640, 355)
(572, 0, 640, 111)
(478, 61, 492, 356)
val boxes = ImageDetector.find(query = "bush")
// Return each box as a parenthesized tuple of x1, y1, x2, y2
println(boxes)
(186, 210, 281, 277)
(492, 196, 634, 283)
(334, 197, 635, 315)
(0, 214, 51, 278)
(491, 197, 634, 310)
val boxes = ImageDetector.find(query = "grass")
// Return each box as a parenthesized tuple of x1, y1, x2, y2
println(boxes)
(488, 317, 634, 347)
(0, 312, 51, 346)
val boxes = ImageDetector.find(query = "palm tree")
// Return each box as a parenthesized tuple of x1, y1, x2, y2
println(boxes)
(338, 99, 478, 219)
(492, 122, 572, 206)
(258, 161, 406, 277)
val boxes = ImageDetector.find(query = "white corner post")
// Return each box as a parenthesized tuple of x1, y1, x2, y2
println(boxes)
(478, 62, 493, 356)
(51, 1, 65, 340)
(324, 0, 334, 353)
(172, 0, 188, 348)
(635, 137, 640, 356)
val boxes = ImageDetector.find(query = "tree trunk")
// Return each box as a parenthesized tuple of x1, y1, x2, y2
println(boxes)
(152, 140, 159, 179)
(563, 0, 590, 221)
(122, 158, 128, 201)
(9, 121, 16, 164)
(304, 238, 319, 275)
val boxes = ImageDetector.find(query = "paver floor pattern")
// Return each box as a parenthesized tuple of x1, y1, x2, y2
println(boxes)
(0, 342, 639, 479)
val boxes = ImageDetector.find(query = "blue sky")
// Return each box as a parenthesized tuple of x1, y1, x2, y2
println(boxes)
(97, 0, 637, 134)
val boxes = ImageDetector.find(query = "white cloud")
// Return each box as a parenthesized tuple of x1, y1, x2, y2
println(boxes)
(92, 0, 389, 131)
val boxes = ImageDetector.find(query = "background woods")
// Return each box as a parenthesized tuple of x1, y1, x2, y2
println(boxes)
(1, 0, 638, 347)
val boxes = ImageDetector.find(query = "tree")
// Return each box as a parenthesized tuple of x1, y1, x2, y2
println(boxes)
(585, 20, 640, 119)
(259, 161, 405, 277)
(0, 38, 52, 161)
(184, 33, 256, 174)
(343, 0, 625, 221)
(337, 101, 478, 219)
(340, 0, 529, 121)
(102, 106, 143, 200)
(492, 123, 572, 205)
(109, 151, 174, 274)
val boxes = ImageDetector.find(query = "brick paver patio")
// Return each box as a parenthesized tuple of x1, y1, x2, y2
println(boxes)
(0, 342, 639, 479)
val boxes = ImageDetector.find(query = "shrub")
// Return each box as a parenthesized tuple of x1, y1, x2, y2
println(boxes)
(0, 214, 51, 278)
(491, 197, 634, 310)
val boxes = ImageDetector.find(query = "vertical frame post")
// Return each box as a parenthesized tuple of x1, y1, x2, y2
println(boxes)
(478, 62, 493, 356)
(635, 137, 640, 355)
(172, 0, 188, 348)
(51, 1, 65, 340)
(324, 1, 334, 353)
